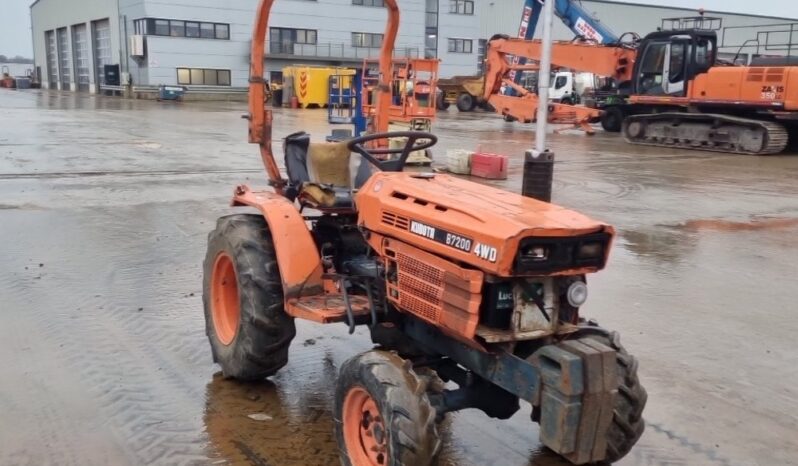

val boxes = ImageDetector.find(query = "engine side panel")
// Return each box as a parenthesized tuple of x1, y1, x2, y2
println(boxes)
(688, 66, 796, 108)
(370, 233, 484, 344)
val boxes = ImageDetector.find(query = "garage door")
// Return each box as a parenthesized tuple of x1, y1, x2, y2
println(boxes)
(57, 27, 71, 89)
(72, 24, 90, 91)
(45, 30, 58, 88)
(92, 19, 111, 86)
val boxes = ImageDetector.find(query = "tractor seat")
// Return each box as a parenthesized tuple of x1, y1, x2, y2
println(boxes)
(284, 131, 355, 211)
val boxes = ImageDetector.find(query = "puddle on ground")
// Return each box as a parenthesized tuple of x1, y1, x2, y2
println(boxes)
(675, 217, 798, 232)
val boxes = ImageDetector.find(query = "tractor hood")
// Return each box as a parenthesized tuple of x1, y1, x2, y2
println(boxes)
(356, 172, 614, 277)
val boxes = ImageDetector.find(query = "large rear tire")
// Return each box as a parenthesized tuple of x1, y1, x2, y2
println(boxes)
(575, 327, 647, 462)
(202, 214, 295, 380)
(456, 93, 476, 112)
(435, 93, 450, 111)
(335, 350, 440, 466)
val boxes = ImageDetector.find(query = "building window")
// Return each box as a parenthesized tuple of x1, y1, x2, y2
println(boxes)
(186, 22, 200, 38)
(170, 20, 185, 37)
(352, 32, 383, 48)
(447, 38, 473, 53)
(449, 0, 474, 15)
(353, 0, 385, 6)
(135, 18, 230, 40)
(176, 68, 231, 86)
(425, 0, 438, 58)
(154, 19, 169, 36)
(477, 38, 487, 74)
(270, 27, 317, 53)
(200, 23, 215, 38)
(215, 24, 229, 40)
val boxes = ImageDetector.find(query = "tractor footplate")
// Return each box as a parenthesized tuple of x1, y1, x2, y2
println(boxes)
(286, 294, 371, 323)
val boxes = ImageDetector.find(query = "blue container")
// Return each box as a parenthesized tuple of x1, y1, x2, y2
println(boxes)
(15, 77, 32, 89)
(158, 85, 187, 101)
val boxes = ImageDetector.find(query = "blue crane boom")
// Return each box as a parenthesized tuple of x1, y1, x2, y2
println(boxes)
(505, 0, 619, 92)
(527, 0, 619, 44)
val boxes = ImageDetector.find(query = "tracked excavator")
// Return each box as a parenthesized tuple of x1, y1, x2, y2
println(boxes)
(484, 9, 798, 155)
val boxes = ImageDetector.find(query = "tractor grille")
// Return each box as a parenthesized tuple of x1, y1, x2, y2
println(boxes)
(383, 239, 484, 340)
(381, 210, 409, 230)
(396, 251, 445, 322)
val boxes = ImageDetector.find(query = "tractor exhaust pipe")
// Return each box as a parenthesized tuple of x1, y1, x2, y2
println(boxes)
(523, 0, 555, 203)
(522, 149, 554, 202)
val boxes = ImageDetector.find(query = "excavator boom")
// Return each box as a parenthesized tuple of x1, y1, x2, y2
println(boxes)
(483, 36, 637, 130)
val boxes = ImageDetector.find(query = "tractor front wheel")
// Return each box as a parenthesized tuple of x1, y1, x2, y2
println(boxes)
(202, 214, 295, 380)
(335, 351, 440, 466)
(576, 327, 647, 462)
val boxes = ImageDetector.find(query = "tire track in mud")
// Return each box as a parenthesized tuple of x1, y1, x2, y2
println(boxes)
(0, 208, 214, 466)
(0, 263, 90, 466)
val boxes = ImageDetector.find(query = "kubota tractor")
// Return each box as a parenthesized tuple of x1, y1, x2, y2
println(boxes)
(202, 1, 646, 464)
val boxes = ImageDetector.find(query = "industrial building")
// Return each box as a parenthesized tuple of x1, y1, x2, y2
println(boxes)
(29, 0, 798, 96)
(29, 0, 479, 94)
(479, 0, 798, 65)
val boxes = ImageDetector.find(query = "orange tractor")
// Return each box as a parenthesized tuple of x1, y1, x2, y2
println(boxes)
(202, 0, 646, 465)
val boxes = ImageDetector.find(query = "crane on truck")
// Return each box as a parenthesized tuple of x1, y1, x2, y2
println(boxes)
(485, 17, 798, 155)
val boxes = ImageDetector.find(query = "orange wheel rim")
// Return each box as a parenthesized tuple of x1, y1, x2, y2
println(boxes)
(342, 386, 388, 466)
(211, 252, 240, 345)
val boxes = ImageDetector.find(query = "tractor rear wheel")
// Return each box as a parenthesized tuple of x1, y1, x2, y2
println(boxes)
(576, 327, 647, 462)
(335, 350, 440, 466)
(202, 214, 295, 380)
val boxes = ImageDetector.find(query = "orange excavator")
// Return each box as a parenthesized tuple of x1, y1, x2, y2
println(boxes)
(484, 22, 798, 155)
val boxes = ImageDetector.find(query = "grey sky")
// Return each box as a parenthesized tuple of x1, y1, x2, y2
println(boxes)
(1, 0, 798, 58)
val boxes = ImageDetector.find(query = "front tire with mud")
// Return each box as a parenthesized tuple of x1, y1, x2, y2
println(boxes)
(334, 350, 440, 466)
(578, 327, 647, 462)
(202, 214, 295, 380)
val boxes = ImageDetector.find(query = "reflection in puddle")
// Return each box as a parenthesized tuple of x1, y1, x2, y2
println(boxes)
(204, 372, 339, 466)
(204, 369, 583, 466)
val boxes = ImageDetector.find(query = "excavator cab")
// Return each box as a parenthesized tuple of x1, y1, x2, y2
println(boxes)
(631, 30, 717, 97)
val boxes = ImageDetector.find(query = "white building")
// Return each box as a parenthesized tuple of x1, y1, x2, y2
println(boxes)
(29, 0, 480, 94)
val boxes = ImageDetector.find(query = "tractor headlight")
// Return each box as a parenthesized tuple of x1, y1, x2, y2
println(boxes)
(521, 245, 549, 262)
(566, 280, 588, 307)
(577, 242, 604, 260)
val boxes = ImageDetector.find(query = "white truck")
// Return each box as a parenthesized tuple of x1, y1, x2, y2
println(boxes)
(548, 71, 596, 105)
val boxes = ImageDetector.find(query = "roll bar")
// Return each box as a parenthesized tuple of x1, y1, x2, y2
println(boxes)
(247, 0, 400, 193)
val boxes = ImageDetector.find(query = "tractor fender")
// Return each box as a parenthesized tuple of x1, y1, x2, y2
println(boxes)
(231, 185, 323, 298)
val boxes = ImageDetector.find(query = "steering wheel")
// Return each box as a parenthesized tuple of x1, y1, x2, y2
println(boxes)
(346, 131, 437, 172)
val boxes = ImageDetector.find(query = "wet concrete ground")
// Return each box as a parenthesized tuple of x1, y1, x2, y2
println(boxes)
(1, 89, 797, 466)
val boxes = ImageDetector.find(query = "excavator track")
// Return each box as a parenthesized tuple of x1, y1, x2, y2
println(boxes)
(622, 113, 789, 155)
